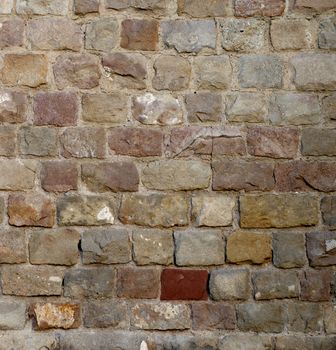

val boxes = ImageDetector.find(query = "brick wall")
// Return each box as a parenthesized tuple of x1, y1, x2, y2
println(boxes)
(0, 0, 335, 348)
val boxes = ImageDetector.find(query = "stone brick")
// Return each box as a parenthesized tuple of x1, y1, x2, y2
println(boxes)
(192, 303, 236, 330)
(287, 303, 323, 332)
(0, 90, 27, 123)
(120, 193, 189, 227)
(274, 336, 331, 350)
(219, 335, 272, 350)
(161, 268, 208, 300)
(85, 18, 119, 51)
(271, 19, 315, 50)
(273, 232, 306, 268)
(0, 18, 24, 49)
(53, 54, 101, 89)
(239, 55, 283, 88)
(33, 91, 78, 127)
(0, 229, 26, 264)
(28, 18, 82, 51)
(121, 19, 158, 51)
(41, 160, 78, 192)
(178, 0, 229, 17)
(0, 332, 57, 350)
(31, 303, 80, 330)
(57, 195, 117, 226)
(319, 17, 336, 49)
(64, 267, 115, 298)
(235, 0, 285, 17)
(82, 93, 127, 124)
(240, 194, 318, 228)
(323, 93, 336, 120)
(247, 126, 299, 159)
(220, 18, 267, 52)
(102, 53, 147, 90)
(82, 162, 139, 192)
(1, 54, 48, 88)
(0, 126, 16, 156)
(149, 334, 218, 350)
(0, 0, 13, 13)
(275, 161, 336, 192)
(194, 55, 232, 90)
(174, 229, 224, 266)
(209, 269, 250, 301)
(0, 160, 35, 190)
(226, 231, 272, 264)
(212, 137, 246, 156)
(74, 0, 99, 14)
(153, 55, 191, 91)
(322, 196, 336, 227)
(82, 228, 131, 264)
(301, 128, 336, 156)
(162, 20, 216, 53)
(213, 159, 274, 191)
(299, 270, 333, 301)
(253, 270, 299, 300)
(19, 127, 57, 157)
(142, 160, 211, 191)
(8, 193, 55, 228)
(269, 93, 320, 125)
(108, 127, 163, 157)
(289, 0, 336, 14)
(306, 231, 336, 267)
(117, 267, 160, 299)
(106, 0, 171, 13)
(83, 300, 128, 328)
(0, 301, 26, 330)
(29, 229, 80, 266)
(133, 229, 174, 266)
(226, 92, 266, 123)
(291, 54, 336, 90)
(133, 93, 183, 126)
(1, 265, 64, 296)
(237, 302, 285, 333)
(325, 304, 336, 334)
(60, 127, 105, 158)
(131, 303, 191, 330)
(16, 0, 67, 14)
(192, 194, 235, 227)
(185, 92, 222, 123)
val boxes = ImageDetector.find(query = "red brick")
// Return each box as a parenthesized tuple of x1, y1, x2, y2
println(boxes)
(235, 0, 285, 17)
(33, 92, 78, 127)
(247, 126, 299, 159)
(108, 127, 163, 157)
(117, 267, 160, 299)
(8, 193, 55, 227)
(161, 268, 208, 301)
(299, 270, 333, 301)
(121, 19, 158, 51)
(41, 161, 78, 192)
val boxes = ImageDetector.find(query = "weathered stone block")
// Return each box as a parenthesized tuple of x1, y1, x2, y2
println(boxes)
(319, 17, 336, 49)
(323, 93, 336, 120)
(8, 193, 55, 228)
(82, 162, 139, 192)
(19, 127, 57, 156)
(299, 270, 333, 301)
(321, 196, 336, 227)
(0, 301, 26, 330)
(29, 229, 80, 266)
(1, 265, 64, 296)
(108, 127, 163, 157)
(57, 195, 117, 226)
(287, 303, 323, 332)
(306, 231, 336, 267)
(219, 335, 272, 350)
(240, 194, 318, 228)
(74, 0, 99, 14)
(0, 90, 27, 123)
(0, 0, 13, 13)
(178, 0, 229, 17)
(117, 267, 160, 298)
(301, 128, 336, 156)
(161, 268, 208, 300)
(325, 304, 336, 334)
(149, 334, 218, 350)
(0, 126, 16, 156)
(133, 229, 174, 265)
(0, 160, 35, 190)
(289, 0, 336, 14)
(16, 0, 67, 14)
(0, 229, 26, 264)
(1, 54, 48, 87)
(174, 229, 224, 266)
(0, 18, 24, 49)
(120, 193, 189, 227)
(142, 160, 211, 191)
(235, 0, 285, 16)
(209, 269, 250, 301)
(85, 18, 119, 51)
(82, 229, 131, 264)
(213, 137, 246, 156)
(226, 231, 272, 264)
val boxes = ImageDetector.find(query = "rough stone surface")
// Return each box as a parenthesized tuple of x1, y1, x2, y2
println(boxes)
(85, 18, 119, 51)
(240, 194, 319, 228)
(19, 127, 57, 156)
(323, 93, 336, 120)
(220, 335, 272, 350)
(210, 268, 250, 301)
(321, 196, 336, 227)
(0, 90, 27, 123)
(235, 0, 285, 17)
(290, 0, 336, 14)
(0, 301, 26, 330)
(0, 18, 24, 49)
(306, 231, 336, 267)
(299, 270, 333, 301)
(74, 0, 99, 14)
(81, 228, 131, 264)
(0, 160, 35, 190)
(174, 229, 224, 266)
(325, 304, 336, 334)
(319, 17, 336, 49)
(0, 229, 27, 264)
(301, 128, 336, 156)
(287, 303, 323, 333)
(0, 126, 16, 156)
(226, 231, 272, 264)
(16, 0, 68, 14)
(178, 0, 229, 17)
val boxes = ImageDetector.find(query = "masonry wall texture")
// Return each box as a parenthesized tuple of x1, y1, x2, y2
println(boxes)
(0, 0, 335, 349)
